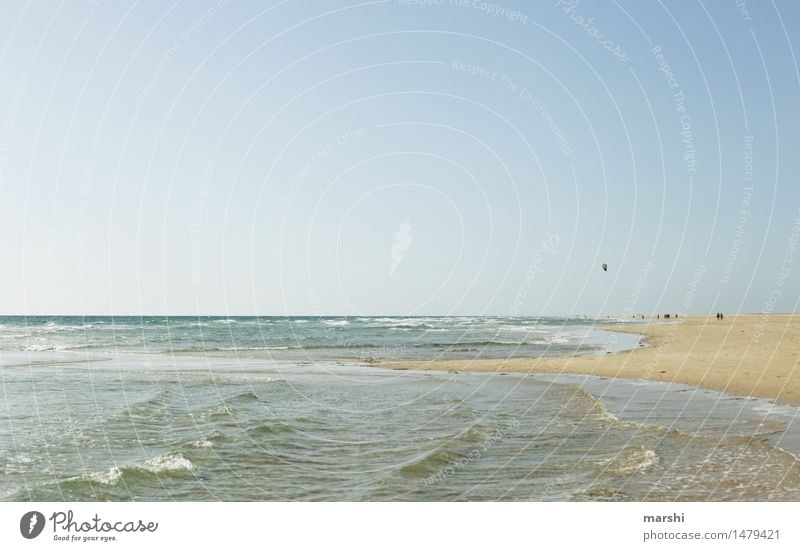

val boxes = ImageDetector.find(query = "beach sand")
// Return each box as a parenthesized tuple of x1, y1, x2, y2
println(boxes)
(379, 314, 800, 406)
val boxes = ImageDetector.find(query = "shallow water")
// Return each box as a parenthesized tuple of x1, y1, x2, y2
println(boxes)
(2, 353, 798, 501)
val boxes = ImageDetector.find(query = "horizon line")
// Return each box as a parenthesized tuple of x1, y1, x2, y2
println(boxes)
(0, 312, 790, 318)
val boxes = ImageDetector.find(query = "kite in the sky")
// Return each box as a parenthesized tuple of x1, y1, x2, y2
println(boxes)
(602, 263, 608, 272)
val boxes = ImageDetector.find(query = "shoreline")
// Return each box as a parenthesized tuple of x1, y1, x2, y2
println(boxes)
(376, 314, 800, 406)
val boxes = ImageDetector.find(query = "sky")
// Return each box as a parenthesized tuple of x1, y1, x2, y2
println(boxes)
(0, 0, 798, 316)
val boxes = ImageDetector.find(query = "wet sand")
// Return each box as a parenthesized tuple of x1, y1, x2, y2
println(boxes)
(378, 314, 800, 406)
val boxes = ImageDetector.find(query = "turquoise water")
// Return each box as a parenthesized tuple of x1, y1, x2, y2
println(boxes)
(0, 315, 638, 360)
(1, 317, 799, 501)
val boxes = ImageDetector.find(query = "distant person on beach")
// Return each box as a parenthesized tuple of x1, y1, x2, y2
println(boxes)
(716, 313, 721, 320)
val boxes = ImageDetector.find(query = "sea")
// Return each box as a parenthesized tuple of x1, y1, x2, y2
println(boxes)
(1, 315, 799, 501)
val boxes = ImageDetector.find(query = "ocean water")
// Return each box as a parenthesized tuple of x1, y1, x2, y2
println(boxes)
(1, 316, 799, 501)
(0, 315, 639, 360)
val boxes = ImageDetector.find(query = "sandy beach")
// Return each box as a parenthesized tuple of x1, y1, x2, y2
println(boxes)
(379, 314, 800, 406)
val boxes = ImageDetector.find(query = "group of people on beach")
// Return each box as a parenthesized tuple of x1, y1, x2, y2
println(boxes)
(716, 312, 725, 320)
(630, 314, 679, 320)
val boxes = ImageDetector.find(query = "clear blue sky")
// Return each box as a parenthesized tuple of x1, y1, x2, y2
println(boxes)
(0, 0, 798, 316)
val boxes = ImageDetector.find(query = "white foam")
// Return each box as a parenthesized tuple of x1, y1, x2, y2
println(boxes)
(24, 344, 66, 352)
(218, 346, 291, 351)
(208, 405, 233, 416)
(605, 447, 659, 475)
(639, 449, 659, 470)
(77, 454, 193, 485)
(139, 453, 193, 473)
(502, 326, 548, 333)
(88, 466, 122, 485)
(751, 403, 800, 417)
